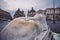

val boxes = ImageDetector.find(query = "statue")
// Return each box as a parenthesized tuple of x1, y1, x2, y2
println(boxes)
(0, 12, 48, 40)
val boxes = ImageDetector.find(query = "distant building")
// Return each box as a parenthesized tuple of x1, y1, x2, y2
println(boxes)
(14, 8, 25, 18)
(37, 9, 44, 14)
(0, 9, 12, 21)
(27, 7, 36, 17)
(45, 7, 60, 20)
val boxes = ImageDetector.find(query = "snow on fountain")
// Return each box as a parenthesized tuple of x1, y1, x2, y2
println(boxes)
(0, 12, 48, 40)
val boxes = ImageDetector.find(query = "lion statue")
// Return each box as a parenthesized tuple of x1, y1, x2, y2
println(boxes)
(0, 12, 48, 40)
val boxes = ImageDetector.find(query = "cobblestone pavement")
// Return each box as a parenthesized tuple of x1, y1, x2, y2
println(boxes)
(47, 21, 60, 34)
(0, 20, 9, 31)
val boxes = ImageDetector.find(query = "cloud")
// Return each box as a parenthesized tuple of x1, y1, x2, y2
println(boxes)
(55, 0, 60, 7)
(0, 0, 8, 10)
(0, 0, 54, 11)
(0, 0, 60, 11)
(0, 0, 60, 17)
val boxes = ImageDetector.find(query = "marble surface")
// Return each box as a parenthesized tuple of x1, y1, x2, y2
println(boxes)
(0, 14, 48, 40)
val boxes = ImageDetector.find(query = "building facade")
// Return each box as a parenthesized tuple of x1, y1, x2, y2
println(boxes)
(14, 8, 25, 18)
(37, 9, 44, 14)
(45, 7, 60, 21)
(0, 9, 12, 21)
(27, 7, 36, 17)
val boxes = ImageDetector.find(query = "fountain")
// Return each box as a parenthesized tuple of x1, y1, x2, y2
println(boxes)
(0, 12, 51, 40)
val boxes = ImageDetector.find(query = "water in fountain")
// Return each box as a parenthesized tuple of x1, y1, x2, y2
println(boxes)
(24, 11, 28, 18)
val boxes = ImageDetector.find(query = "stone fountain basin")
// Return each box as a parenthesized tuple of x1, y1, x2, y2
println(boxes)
(0, 14, 49, 40)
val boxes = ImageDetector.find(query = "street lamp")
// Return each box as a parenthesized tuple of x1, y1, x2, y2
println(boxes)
(53, 0, 55, 24)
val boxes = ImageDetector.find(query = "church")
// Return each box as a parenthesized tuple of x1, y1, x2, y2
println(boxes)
(27, 7, 36, 17)
(0, 9, 12, 21)
(14, 8, 25, 18)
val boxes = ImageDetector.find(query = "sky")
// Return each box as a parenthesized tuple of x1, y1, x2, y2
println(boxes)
(0, 0, 60, 17)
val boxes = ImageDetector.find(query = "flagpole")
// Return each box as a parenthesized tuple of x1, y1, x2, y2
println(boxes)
(53, 0, 55, 24)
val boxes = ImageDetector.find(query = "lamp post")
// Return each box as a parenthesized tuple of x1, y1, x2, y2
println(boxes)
(53, 0, 55, 24)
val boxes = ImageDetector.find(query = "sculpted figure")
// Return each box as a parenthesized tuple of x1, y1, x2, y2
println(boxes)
(0, 13, 48, 40)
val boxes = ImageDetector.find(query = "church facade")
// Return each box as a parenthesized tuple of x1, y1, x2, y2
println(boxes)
(0, 9, 12, 21)
(14, 8, 25, 18)
(27, 7, 36, 17)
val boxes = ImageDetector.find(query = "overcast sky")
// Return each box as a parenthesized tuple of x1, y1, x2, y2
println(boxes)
(0, 0, 60, 16)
